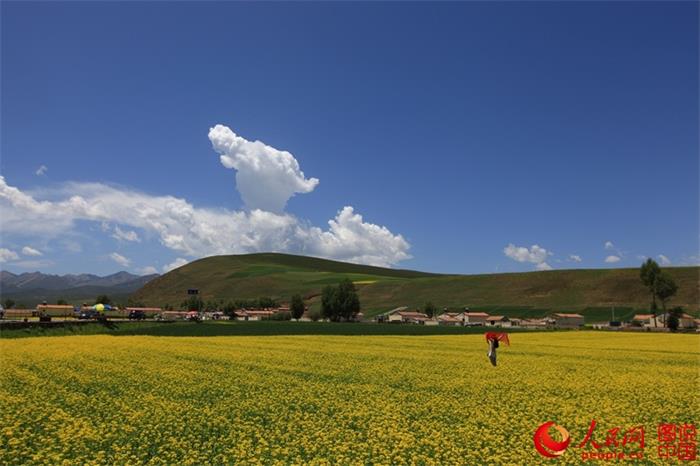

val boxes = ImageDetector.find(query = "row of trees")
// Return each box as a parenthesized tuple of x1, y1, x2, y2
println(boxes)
(179, 293, 307, 320)
(180, 296, 281, 314)
(3, 299, 19, 309)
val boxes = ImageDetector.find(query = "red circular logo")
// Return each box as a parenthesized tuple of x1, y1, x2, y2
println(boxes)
(533, 421, 571, 458)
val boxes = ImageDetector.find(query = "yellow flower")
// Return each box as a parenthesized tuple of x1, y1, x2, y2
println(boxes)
(0, 332, 697, 465)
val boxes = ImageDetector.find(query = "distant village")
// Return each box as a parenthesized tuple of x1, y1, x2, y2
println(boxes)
(375, 307, 699, 331)
(2, 303, 698, 332)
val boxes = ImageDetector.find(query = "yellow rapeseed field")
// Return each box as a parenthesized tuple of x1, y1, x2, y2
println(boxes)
(1, 332, 698, 465)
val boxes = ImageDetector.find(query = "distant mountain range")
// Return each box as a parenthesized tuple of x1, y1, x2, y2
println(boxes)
(0, 271, 159, 306)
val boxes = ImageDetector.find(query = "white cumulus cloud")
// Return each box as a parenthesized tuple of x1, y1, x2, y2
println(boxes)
(604, 255, 621, 263)
(657, 254, 671, 266)
(504, 244, 550, 264)
(0, 125, 409, 268)
(503, 243, 552, 271)
(163, 258, 188, 273)
(21, 246, 43, 256)
(35, 165, 48, 176)
(604, 241, 614, 250)
(0, 177, 410, 268)
(109, 252, 131, 267)
(568, 254, 582, 262)
(208, 124, 319, 212)
(0, 248, 19, 263)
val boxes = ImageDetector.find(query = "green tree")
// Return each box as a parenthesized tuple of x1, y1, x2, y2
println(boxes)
(56, 298, 68, 305)
(654, 272, 678, 318)
(320, 285, 337, 321)
(290, 294, 305, 320)
(182, 296, 203, 311)
(338, 279, 360, 321)
(257, 297, 279, 309)
(222, 301, 237, 318)
(423, 302, 438, 318)
(3, 299, 15, 309)
(640, 259, 661, 311)
(666, 307, 683, 332)
(95, 295, 112, 305)
(321, 279, 360, 322)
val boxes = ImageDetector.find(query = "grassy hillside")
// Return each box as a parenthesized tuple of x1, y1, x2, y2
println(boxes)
(131, 253, 699, 319)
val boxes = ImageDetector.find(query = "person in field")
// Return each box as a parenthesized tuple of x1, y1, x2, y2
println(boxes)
(485, 332, 509, 366)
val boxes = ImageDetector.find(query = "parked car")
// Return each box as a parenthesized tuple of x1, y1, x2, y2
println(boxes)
(128, 310, 146, 320)
(77, 310, 98, 320)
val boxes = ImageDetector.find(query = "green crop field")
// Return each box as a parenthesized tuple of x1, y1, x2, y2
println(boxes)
(0, 320, 564, 339)
(130, 253, 699, 319)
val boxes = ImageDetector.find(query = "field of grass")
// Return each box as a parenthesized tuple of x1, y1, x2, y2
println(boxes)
(1, 332, 697, 464)
(131, 253, 700, 318)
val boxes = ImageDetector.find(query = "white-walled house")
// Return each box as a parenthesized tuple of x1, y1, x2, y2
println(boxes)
(459, 312, 489, 325)
(631, 314, 658, 328)
(655, 312, 698, 329)
(549, 313, 584, 328)
(437, 314, 462, 326)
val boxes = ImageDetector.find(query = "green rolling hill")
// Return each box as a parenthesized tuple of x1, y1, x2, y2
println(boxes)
(131, 253, 699, 320)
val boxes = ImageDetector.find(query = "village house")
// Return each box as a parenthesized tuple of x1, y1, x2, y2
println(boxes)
(657, 312, 698, 329)
(233, 309, 278, 321)
(459, 311, 490, 326)
(401, 311, 430, 324)
(519, 318, 548, 329)
(632, 312, 698, 329)
(3, 309, 36, 319)
(383, 308, 429, 324)
(35, 304, 76, 316)
(375, 307, 406, 323)
(590, 321, 626, 330)
(631, 313, 658, 328)
(437, 313, 462, 326)
(485, 315, 512, 327)
(549, 313, 585, 328)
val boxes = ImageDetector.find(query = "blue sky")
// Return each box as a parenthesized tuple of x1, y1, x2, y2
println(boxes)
(1, 1, 698, 275)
